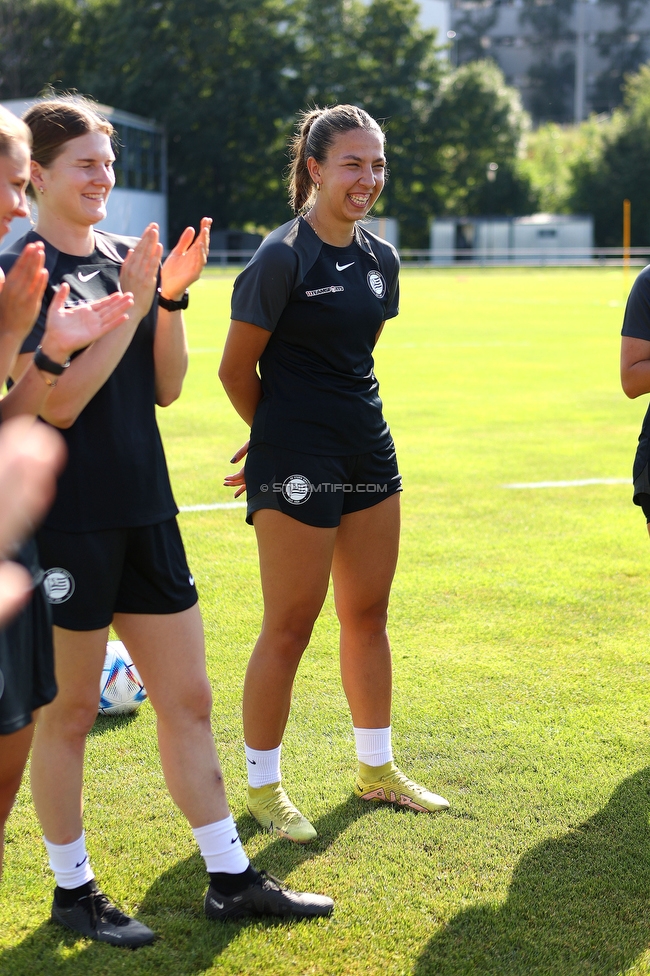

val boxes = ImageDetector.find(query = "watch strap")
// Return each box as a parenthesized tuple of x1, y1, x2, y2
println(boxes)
(33, 344, 71, 376)
(158, 290, 189, 311)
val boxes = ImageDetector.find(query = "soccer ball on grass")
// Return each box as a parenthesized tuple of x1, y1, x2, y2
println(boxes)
(98, 640, 147, 716)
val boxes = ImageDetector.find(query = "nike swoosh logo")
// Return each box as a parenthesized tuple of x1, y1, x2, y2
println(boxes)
(75, 856, 88, 868)
(78, 270, 101, 282)
(210, 896, 224, 909)
(336, 262, 355, 271)
(247, 758, 256, 764)
(230, 837, 238, 844)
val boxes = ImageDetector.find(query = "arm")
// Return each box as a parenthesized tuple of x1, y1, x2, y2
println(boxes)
(2, 289, 134, 423)
(9, 227, 161, 428)
(218, 319, 271, 427)
(621, 336, 650, 398)
(154, 217, 211, 406)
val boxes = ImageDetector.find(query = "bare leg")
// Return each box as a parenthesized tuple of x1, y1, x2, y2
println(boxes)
(243, 510, 337, 750)
(331, 494, 401, 729)
(114, 604, 229, 828)
(0, 719, 36, 877)
(31, 627, 108, 844)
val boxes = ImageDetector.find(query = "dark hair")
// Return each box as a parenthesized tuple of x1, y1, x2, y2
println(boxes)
(288, 104, 384, 213)
(23, 96, 114, 198)
(0, 105, 31, 158)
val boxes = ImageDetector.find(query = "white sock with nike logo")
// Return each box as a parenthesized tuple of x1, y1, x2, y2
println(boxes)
(245, 743, 281, 788)
(44, 831, 95, 889)
(192, 815, 249, 874)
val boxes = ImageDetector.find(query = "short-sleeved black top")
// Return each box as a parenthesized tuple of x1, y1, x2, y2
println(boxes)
(0, 230, 177, 533)
(622, 265, 650, 341)
(621, 265, 650, 511)
(231, 217, 399, 456)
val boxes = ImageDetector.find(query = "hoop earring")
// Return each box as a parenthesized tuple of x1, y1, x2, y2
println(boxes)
(315, 183, 321, 191)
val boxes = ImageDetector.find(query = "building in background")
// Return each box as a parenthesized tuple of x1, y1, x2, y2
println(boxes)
(430, 213, 594, 263)
(0, 99, 167, 249)
(449, 0, 650, 122)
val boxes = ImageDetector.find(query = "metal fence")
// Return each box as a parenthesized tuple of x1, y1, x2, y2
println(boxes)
(208, 247, 650, 268)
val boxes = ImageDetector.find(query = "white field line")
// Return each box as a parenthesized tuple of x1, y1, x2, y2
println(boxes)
(179, 501, 247, 512)
(503, 478, 630, 489)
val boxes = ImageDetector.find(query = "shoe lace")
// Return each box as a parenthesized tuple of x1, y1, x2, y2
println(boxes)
(79, 890, 131, 928)
(387, 768, 426, 797)
(256, 870, 285, 892)
(265, 791, 304, 825)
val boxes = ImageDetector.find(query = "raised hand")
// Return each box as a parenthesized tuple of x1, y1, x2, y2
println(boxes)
(223, 439, 249, 498)
(40, 284, 135, 364)
(119, 223, 163, 320)
(0, 242, 49, 344)
(160, 217, 212, 301)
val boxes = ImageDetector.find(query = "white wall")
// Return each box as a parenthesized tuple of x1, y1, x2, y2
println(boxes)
(430, 219, 455, 261)
(362, 217, 399, 249)
(0, 188, 167, 252)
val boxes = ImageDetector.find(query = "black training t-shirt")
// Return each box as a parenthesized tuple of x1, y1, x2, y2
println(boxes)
(0, 230, 177, 533)
(231, 217, 399, 456)
(621, 264, 650, 513)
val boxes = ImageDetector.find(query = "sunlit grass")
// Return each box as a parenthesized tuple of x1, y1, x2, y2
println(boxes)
(2, 266, 650, 976)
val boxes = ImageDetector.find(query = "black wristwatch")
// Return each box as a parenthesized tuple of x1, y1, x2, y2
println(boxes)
(33, 344, 71, 376)
(158, 290, 189, 311)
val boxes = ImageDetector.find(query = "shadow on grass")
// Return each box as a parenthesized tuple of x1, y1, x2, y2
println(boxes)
(416, 766, 650, 976)
(88, 711, 140, 737)
(0, 796, 372, 976)
(239, 793, 377, 875)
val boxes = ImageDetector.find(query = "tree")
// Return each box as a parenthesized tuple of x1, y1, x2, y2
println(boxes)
(569, 64, 650, 245)
(68, 0, 303, 238)
(0, 0, 81, 99)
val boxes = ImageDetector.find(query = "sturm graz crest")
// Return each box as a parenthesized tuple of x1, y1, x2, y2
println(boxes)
(43, 567, 75, 604)
(281, 474, 313, 505)
(367, 270, 386, 299)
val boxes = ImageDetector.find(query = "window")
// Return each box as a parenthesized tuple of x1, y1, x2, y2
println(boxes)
(113, 125, 164, 192)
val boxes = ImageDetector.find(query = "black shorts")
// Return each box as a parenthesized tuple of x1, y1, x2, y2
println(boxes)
(36, 518, 198, 631)
(0, 540, 56, 735)
(245, 443, 402, 528)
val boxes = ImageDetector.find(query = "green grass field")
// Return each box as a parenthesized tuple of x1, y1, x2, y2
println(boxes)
(2, 266, 650, 976)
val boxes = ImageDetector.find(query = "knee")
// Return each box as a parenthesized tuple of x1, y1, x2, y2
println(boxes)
(155, 676, 213, 726)
(262, 619, 315, 661)
(340, 602, 389, 639)
(42, 696, 99, 743)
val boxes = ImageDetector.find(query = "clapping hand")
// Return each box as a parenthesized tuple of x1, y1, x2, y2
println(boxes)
(40, 285, 135, 364)
(160, 217, 212, 302)
(119, 223, 163, 320)
(0, 242, 49, 345)
(223, 440, 249, 498)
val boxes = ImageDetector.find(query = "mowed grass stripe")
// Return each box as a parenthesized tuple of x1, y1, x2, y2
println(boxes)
(2, 267, 650, 976)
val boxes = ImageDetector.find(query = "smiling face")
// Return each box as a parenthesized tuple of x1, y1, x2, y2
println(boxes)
(0, 142, 30, 241)
(308, 127, 386, 226)
(31, 131, 116, 229)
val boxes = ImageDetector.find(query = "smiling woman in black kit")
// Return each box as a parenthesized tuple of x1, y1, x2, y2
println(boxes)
(2, 97, 332, 940)
(220, 104, 450, 845)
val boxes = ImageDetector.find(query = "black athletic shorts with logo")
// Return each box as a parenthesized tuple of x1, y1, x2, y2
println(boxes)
(245, 443, 402, 528)
(36, 518, 198, 631)
(0, 540, 56, 735)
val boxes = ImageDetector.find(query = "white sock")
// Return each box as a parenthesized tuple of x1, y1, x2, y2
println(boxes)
(354, 726, 393, 767)
(43, 832, 95, 890)
(192, 815, 249, 875)
(245, 744, 282, 789)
